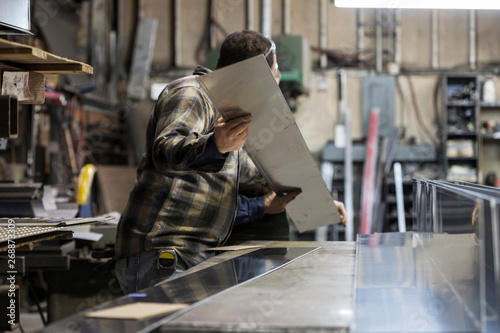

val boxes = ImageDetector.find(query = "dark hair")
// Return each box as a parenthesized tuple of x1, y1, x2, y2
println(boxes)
(216, 30, 275, 69)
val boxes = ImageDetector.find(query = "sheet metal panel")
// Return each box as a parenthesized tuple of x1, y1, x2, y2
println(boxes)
(162, 241, 355, 333)
(412, 179, 500, 332)
(0, 0, 30, 34)
(36, 246, 319, 333)
(127, 18, 158, 100)
(197, 55, 340, 233)
(352, 232, 480, 333)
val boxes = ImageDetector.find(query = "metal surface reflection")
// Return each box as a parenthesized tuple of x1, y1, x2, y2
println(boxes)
(412, 178, 500, 332)
(353, 232, 480, 333)
(36, 247, 318, 333)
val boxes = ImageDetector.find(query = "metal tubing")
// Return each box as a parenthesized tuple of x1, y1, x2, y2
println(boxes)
(283, 0, 291, 34)
(375, 9, 383, 73)
(246, 0, 255, 31)
(210, 0, 218, 50)
(117, 0, 126, 80)
(261, 0, 271, 37)
(469, 10, 476, 70)
(387, 9, 394, 62)
(317, 161, 334, 241)
(339, 70, 354, 241)
(320, 0, 328, 69)
(394, 9, 402, 64)
(394, 162, 406, 232)
(431, 9, 439, 69)
(360, 108, 380, 234)
(357, 9, 365, 62)
(174, 0, 182, 67)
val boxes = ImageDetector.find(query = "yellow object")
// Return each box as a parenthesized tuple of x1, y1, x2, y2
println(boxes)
(157, 250, 177, 269)
(159, 252, 175, 260)
(77, 164, 96, 205)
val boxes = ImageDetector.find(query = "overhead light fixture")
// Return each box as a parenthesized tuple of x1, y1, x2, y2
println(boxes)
(334, 0, 500, 10)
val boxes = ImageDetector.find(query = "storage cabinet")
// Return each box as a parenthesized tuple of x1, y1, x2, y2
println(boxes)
(479, 100, 500, 184)
(443, 76, 479, 182)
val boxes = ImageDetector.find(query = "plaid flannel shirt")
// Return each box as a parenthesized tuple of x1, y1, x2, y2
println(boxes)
(115, 67, 263, 267)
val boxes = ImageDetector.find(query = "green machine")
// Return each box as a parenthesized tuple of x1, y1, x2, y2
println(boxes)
(204, 34, 311, 112)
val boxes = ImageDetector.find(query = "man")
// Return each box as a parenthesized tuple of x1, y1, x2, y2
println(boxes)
(115, 30, 346, 294)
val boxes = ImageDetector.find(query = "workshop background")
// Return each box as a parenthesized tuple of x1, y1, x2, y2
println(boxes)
(2, 0, 500, 331)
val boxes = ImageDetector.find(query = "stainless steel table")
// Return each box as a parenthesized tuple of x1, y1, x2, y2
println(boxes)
(36, 241, 355, 333)
(162, 233, 484, 333)
(35, 233, 494, 333)
(161, 241, 355, 332)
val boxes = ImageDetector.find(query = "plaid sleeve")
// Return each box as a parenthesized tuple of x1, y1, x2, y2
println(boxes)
(152, 86, 224, 173)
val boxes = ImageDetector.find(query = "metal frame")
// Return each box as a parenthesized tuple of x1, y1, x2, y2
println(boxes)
(413, 178, 500, 332)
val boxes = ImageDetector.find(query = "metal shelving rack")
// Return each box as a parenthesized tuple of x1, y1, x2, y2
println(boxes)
(442, 75, 480, 182)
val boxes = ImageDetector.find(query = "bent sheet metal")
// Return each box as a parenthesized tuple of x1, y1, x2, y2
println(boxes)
(198, 55, 341, 232)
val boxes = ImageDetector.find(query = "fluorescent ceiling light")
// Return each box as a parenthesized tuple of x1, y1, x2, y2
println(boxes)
(335, 0, 500, 10)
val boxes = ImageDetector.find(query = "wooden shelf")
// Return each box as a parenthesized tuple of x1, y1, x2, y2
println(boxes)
(446, 132, 477, 138)
(0, 38, 93, 75)
(481, 133, 500, 140)
(446, 101, 476, 107)
(480, 102, 500, 108)
(447, 156, 478, 162)
(0, 38, 93, 106)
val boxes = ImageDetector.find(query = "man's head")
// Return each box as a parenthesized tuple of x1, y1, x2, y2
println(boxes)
(216, 30, 275, 70)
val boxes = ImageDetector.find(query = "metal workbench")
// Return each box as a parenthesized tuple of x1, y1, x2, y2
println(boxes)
(36, 241, 356, 333)
(35, 179, 500, 333)
(161, 241, 355, 332)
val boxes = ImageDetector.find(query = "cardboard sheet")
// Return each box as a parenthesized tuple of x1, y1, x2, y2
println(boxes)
(85, 302, 188, 320)
(197, 55, 341, 232)
(206, 244, 263, 251)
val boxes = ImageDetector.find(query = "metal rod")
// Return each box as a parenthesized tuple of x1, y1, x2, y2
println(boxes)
(394, 9, 402, 64)
(317, 161, 334, 241)
(339, 70, 354, 241)
(413, 180, 421, 231)
(469, 9, 476, 70)
(431, 9, 439, 69)
(387, 9, 394, 62)
(174, 0, 182, 67)
(117, 0, 126, 80)
(320, 0, 328, 69)
(375, 9, 383, 73)
(27, 105, 41, 181)
(360, 107, 380, 234)
(247, 0, 255, 31)
(138, 0, 145, 18)
(283, 0, 291, 34)
(261, 0, 271, 37)
(394, 162, 406, 232)
(210, 0, 218, 50)
(357, 9, 365, 63)
(109, 31, 117, 102)
(431, 186, 442, 233)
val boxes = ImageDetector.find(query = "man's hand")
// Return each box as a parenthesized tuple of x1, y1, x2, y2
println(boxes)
(214, 115, 252, 154)
(264, 190, 302, 214)
(334, 200, 347, 226)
